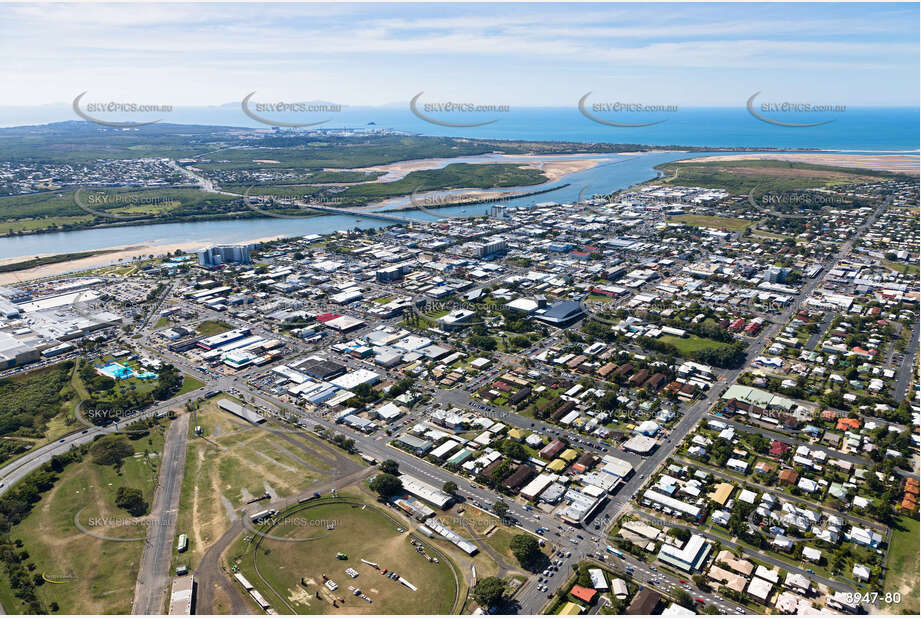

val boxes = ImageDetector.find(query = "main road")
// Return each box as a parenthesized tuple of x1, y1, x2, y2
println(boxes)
(0, 386, 208, 498)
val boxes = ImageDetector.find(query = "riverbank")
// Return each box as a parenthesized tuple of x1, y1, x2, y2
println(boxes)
(333, 153, 607, 183)
(0, 235, 285, 285)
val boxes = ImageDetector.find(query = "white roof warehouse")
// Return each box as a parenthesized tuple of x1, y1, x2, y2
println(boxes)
(399, 474, 452, 509)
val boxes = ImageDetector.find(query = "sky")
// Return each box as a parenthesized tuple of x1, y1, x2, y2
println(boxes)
(0, 2, 918, 108)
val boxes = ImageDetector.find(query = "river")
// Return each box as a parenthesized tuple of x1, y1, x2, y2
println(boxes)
(0, 150, 905, 261)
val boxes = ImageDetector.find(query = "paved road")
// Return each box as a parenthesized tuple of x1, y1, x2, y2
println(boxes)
(805, 310, 833, 351)
(132, 413, 191, 615)
(892, 321, 919, 401)
(0, 387, 207, 498)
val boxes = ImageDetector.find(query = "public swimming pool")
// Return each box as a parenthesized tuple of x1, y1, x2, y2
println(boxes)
(96, 362, 158, 381)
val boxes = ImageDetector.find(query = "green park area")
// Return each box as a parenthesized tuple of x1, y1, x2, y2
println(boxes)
(658, 333, 734, 356)
(0, 187, 238, 237)
(881, 515, 920, 614)
(0, 419, 168, 614)
(229, 498, 460, 615)
(668, 214, 752, 232)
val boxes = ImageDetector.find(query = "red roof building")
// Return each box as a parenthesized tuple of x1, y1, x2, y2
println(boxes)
(836, 418, 861, 432)
(570, 585, 597, 603)
(769, 440, 790, 458)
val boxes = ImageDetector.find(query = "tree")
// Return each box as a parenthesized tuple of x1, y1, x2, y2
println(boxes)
(574, 562, 593, 587)
(674, 590, 695, 608)
(597, 390, 619, 411)
(443, 481, 458, 495)
(500, 439, 528, 461)
(509, 534, 543, 570)
(114, 487, 148, 517)
(472, 576, 506, 609)
(379, 459, 399, 475)
(89, 435, 135, 467)
(493, 500, 509, 519)
(468, 334, 497, 351)
(369, 473, 403, 499)
(703, 604, 721, 614)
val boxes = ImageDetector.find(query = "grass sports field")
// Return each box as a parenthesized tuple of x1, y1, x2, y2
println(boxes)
(231, 499, 460, 614)
(0, 422, 168, 614)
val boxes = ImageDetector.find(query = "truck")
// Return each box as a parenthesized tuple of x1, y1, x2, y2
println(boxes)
(250, 509, 277, 523)
(177, 534, 188, 553)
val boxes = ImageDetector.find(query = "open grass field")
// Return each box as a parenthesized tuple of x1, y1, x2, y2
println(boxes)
(172, 397, 337, 571)
(586, 293, 616, 303)
(879, 515, 920, 614)
(0, 422, 168, 614)
(176, 374, 205, 396)
(195, 319, 233, 337)
(657, 159, 896, 194)
(659, 333, 733, 356)
(882, 259, 920, 276)
(668, 214, 752, 232)
(230, 499, 460, 615)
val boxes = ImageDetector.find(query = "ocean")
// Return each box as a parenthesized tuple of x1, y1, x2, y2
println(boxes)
(0, 104, 918, 152)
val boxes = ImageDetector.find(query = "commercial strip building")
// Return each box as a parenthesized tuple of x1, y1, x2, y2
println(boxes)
(656, 534, 712, 573)
(642, 489, 702, 520)
(399, 474, 452, 509)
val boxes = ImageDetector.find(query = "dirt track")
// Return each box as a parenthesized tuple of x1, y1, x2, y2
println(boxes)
(193, 455, 371, 614)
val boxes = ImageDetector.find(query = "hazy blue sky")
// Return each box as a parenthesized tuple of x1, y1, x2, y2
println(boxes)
(1, 2, 918, 107)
